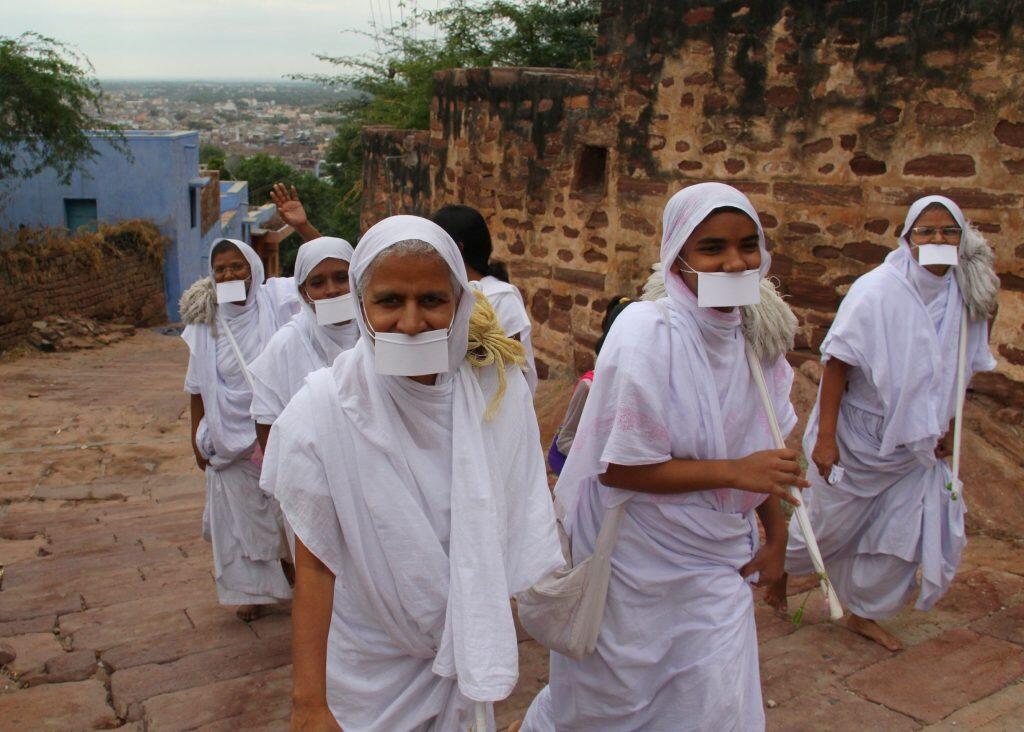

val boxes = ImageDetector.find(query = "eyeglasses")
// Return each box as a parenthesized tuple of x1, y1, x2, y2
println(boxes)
(909, 226, 962, 242)
(213, 262, 249, 277)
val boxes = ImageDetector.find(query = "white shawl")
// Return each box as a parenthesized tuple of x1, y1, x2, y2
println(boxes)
(554, 182, 796, 524)
(262, 215, 563, 706)
(817, 195, 997, 464)
(182, 239, 298, 466)
(249, 237, 358, 425)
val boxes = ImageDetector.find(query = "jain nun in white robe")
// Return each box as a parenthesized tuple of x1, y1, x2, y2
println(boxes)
(249, 236, 359, 426)
(785, 195, 999, 618)
(523, 183, 797, 731)
(182, 239, 297, 606)
(260, 216, 564, 731)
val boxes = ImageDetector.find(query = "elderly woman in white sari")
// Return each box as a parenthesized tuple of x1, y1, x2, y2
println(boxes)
(261, 215, 564, 731)
(249, 236, 359, 451)
(767, 195, 999, 650)
(181, 239, 298, 621)
(521, 182, 807, 731)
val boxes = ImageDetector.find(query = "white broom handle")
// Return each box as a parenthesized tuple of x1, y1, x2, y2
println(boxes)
(951, 304, 968, 489)
(745, 344, 844, 620)
(474, 702, 488, 731)
(218, 314, 256, 392)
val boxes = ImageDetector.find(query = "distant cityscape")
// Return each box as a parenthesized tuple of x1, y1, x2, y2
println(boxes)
(100, 80, 352, 174)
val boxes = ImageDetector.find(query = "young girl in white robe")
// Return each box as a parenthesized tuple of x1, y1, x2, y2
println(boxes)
(522, 182, 806, 731)
(433, 204, 539, 393)
(249, 236, 359, 446)
(260, 216, 564, 731)
(180, 239, 297, 619)
(773, 195, 999, 650)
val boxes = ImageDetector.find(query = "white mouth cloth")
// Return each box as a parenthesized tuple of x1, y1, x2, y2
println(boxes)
(918, 244, 959, 267)
(314, 293, 356, 325)
(215, 279, 247, 304)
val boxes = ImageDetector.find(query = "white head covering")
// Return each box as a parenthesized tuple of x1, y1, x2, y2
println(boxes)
(659, 182, 770, 308)
(554, 183, 794, 522)
(266, 215, 560, 705)
(897, 195, 966, 251)
(294, 236, 356, 290)
(349, 215, 474, 373)
(183, 239, 276, 465)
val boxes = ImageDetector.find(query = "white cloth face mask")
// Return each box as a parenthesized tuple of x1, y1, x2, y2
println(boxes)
(677, 257, 761, 308)
(365, 314, 451, 376)
(215, 279, 247, 304)
(916, 244, 959, 267)
(314, 293, 356, 325)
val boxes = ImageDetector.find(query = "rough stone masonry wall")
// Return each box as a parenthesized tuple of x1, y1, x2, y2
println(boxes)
(0, 221, 167, 351)
(361, 0, 1024, 402)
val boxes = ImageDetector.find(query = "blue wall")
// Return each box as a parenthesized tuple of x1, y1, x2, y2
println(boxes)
(1, 131, 205, 321)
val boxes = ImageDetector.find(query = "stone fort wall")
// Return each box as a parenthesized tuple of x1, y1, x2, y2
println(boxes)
(361, 0, 1024, 404)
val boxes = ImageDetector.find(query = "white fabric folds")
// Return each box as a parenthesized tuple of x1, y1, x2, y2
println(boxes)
(249, 236, 358, 426)
(787, 195, 997, 616)
(261, 215, 562, 729)
(182, 239, 297, 605)
(472, 275, 538, 393)
(527, 183, 795, 731)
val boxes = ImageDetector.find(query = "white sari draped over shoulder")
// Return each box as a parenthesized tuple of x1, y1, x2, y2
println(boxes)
(261, 216, 563, 731)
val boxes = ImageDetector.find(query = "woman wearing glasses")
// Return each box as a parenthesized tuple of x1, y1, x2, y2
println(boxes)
(766, 196, 999, 650)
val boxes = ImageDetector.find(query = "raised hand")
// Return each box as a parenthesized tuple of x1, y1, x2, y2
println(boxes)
(270, 183, 308, 229)
(729, 449, 809, 506)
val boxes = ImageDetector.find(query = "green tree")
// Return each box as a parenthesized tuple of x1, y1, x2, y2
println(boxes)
(199, 141, 231, 179)
(0, 32, 127, 184)
(309, 0, 599, 240)
(234, 153, 341, 273)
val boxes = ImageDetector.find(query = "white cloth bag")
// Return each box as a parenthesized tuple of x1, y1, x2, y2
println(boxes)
(515, 501, 627, 661)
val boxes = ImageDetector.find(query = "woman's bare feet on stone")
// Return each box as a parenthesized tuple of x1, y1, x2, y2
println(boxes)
(846, 614, 902, 651)
(236, 604, 265, 622)
(764, 572, 789, 612)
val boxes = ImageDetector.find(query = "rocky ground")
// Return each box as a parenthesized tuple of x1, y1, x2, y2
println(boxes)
(1, 330, 1022, 730)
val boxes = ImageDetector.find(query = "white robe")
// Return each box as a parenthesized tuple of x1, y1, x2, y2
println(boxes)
(526, 183, 796, 731)
(182, 240, 297, 605)
(249, 307, 359, 425)
(473, 275, 538, 393)
(261, 215, 563, 730)
(786, 223, 996, 618)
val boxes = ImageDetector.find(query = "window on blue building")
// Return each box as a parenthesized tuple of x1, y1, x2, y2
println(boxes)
(189, 188, 198, 229)
(64, 199, 98, 231)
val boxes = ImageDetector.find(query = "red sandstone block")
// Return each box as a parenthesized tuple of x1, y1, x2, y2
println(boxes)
(553, 267, 605, 291)
(765, 85, 800, 109)
(904, 154, 976, 178)
(995, 119, 1024, 147)
(916, 101, 975, 128)
(847, 629, 1024, 724)
(774, 182, 863, 206)
(849, 153, 887, 176)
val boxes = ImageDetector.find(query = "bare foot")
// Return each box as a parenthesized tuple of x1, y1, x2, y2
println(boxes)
(236, 604, 266, 622)
(507, 722, 523, 732)
(764, 572, 789, 612)
(281, 559, 296, 587)
(846, 614, 902, 651)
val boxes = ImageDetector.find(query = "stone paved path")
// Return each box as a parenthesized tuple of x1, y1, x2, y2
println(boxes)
(1, 331, 1023, 730)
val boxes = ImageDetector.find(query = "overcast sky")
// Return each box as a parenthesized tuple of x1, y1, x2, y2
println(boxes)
(1, 0, 442, 79)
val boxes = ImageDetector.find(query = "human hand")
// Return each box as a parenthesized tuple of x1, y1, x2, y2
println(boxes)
(811, 434, 839, 479)
(729, 449, 809, 506)
(740, 539, 786, 587)
(271, 183, 308, 228)
(192, 442, 208, 472)
(935, 431, 953, 459)
(291, 702, 342, 731)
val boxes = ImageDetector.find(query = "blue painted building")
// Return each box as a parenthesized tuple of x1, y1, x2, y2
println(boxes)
(1, 130, 279, 320)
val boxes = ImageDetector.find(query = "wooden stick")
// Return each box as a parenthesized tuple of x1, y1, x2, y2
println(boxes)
(950, 304, 968, 499)
(745, 343, 844, 621)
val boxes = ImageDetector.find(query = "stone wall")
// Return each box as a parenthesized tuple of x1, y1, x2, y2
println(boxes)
(361, 0, 1024, 402)
(0, 221, 167, 351)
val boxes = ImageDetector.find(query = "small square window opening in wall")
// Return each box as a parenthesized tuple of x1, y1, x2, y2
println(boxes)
(64, 198, 97, 231)
(573, 145, 608, 197)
